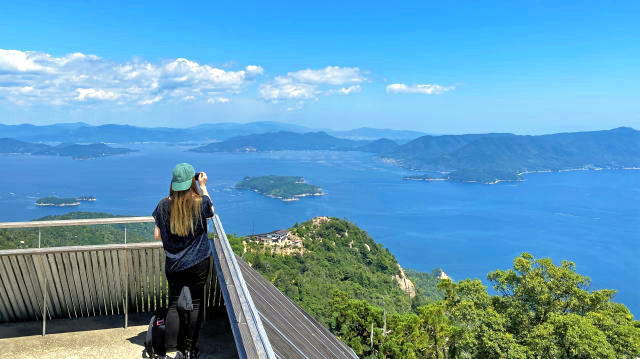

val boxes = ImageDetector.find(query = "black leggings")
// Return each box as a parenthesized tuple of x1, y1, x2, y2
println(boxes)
(165, 257, 211, 352)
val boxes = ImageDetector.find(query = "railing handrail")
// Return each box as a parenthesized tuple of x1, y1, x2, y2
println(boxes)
(0, 241, 162, 256)
(0, 216, 155, 229)
(210, 214, 276, 359)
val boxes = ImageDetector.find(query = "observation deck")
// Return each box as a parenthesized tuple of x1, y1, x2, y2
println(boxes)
(0, 215, 358, 359)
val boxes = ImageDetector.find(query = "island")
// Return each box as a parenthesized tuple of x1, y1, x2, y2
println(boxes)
(189, 131, 365, 152)
(0, 138, 135, 159)
(403, 174, 448, 182)
(404, 169, 524, 184)
(235, 175, 325, 201)
(36, 196, 81, 207)
(385, 127, 640, 184)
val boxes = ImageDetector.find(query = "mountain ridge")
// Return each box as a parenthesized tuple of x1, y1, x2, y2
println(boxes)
(386, 127, 640, 183)
(0, 138, 135, 159)
(0, 121, 425, 143)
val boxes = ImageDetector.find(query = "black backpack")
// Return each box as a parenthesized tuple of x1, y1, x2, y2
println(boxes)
(144, 308, 168, 358)
(144, 287, 193, 358)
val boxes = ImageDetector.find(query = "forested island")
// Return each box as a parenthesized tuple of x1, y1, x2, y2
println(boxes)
(0, 138, 135, 159)
(388, 127, 640, 184)
(35, 196, 96, 207)
(235, 175, 324, 201)
(190, 131, 366, 152)
(36, 196, 80, 207)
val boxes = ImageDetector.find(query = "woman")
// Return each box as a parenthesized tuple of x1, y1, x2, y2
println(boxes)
(153, 163, 214, 359)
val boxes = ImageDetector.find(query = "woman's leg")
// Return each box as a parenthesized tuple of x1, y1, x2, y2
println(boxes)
(165, 272, 183, 351)
(182, 257, 210, 354)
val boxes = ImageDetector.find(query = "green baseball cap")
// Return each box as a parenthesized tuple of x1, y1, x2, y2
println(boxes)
(171, 163, 195, 191)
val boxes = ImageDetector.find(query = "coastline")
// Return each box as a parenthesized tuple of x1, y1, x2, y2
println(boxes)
(402, 167, 640, 185)
(36, 202, 81, 207)
(261, 190, 325, 202)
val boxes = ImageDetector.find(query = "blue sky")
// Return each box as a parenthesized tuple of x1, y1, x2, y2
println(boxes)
(0, 0, 638, 133)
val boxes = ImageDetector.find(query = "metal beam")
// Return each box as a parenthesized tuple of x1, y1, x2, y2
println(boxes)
(0, 217, 154, 229)
(210, 214, 276, 359)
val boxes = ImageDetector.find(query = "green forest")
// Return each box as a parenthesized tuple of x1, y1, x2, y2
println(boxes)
(231, 218, 640, 358)
(228, 217, 442, 323)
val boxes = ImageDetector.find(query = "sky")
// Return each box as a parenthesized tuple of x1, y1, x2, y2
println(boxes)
(0, 0, 639, 134)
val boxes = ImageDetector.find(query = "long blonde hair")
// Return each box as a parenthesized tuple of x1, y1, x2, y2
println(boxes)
(168, 178, 203, 236)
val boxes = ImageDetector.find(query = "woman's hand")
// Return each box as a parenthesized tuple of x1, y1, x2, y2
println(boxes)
(198, 171, 208, 187)
(154, 225, 161, 241)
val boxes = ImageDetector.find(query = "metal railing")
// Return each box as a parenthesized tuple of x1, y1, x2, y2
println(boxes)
(0, 216, 155, 248)
(0, 215, 276, 359)
(209, 214, 276, 359)
(0, 217, 156, 335)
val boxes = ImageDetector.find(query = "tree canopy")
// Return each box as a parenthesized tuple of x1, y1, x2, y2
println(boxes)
(330, 253, 640, 359)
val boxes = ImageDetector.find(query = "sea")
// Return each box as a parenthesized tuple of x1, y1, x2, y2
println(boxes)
(1, 143, 638, 315)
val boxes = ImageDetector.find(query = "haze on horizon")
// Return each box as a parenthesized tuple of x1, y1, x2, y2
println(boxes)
(0, 1, 638, 135)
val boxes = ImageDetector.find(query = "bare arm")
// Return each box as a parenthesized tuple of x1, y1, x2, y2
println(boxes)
(197, 171, 215, 216)
(154, 225, 161, 241)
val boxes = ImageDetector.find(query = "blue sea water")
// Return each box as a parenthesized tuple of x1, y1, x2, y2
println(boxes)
(1, 144, 638, 315)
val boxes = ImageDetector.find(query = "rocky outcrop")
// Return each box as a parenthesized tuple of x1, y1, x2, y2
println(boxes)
(436, 269, 451, 280)
(245, 231, 306, 256)
(393, 264, 416, 298)
(312, 216, 331, 226)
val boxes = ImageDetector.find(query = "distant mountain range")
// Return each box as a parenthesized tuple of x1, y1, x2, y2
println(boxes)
(2, 121, 636, 183)
(0, 121, 426, 143)
(191, 127, 640, 183)
(387, 127, 640, 183)
(0, 138, 135, 159)
(190, 131, 370, 152)
(327, 127, 427, 141)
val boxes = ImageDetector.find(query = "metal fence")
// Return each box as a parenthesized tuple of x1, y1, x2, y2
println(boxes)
(0, 215, 276, 359)
(0, 218, 224, 333)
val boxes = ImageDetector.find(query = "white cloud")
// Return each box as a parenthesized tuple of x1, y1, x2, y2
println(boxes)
(259, 81, 318, 102)
(335, 85, 361, 95)
(259, 66, 366, 107)
(287, 66, 366, 85)
(386, 83, 454, 95)
(207, 97, 230, 104)
(245, 65, 264, 76)
(0, 49, 263, 106)
(138, 96, 163, 105)
(76, 88, 120, 101)
(0, 49, 49, 73)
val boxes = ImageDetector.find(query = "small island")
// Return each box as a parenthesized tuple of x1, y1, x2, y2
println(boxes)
(404, 169, 524, 184)
(35, 195, 97, 207)
(404, 174, 448, 182)
(0, 138, 135, 160)
(36, 196, 81, 207)
(236, 175, 324, 201)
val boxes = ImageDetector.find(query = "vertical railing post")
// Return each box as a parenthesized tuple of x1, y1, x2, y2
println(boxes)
(39, 227, 46, 335)
(40, 254, 48, 336)
(124, 225, 128, 329)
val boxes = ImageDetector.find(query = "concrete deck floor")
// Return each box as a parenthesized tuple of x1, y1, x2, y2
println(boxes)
(0, 313, 238, 359)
